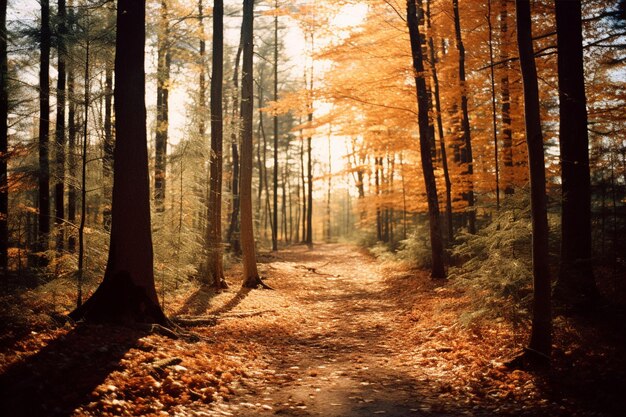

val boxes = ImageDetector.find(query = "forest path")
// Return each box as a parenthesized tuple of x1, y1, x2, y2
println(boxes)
(194, 243, 454, 417)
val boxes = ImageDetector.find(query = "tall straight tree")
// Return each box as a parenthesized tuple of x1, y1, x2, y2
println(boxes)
(70, 0, 166, 324)
(38, 0, 51, 265)
(67, 0, 77, 252)
(271, 0, 279, 252)
(513, 0, 551, 365)
(305, 32, 313, 246)
(154, 0, 170, 212)
(54, 0, 67, 252)
(240, 0, 267, 289)
(407, 0, 446, 279)
(426, 0, 453, 242)
(553, 0, 598, 306)
(0, 0, 7, 274)
(500, 0, 514, 196)
(452, 0, 476, 234)
(206, 0, 226, 289)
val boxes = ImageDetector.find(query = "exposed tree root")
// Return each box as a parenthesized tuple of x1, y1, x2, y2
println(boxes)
(242, 275, 273, 290)
(172, 310, 277, 327)
(504, 347, 550, 371)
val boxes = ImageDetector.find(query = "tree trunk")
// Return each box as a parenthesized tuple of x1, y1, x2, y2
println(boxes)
(272, 1, 279, 251)
(487, 0, 500, 210)
(103, 47, 114, 230)
(305, 34, 314, 246)
(154, 0, 170, 213)
(54, 0, 67, 253)
(70, 0, 166, 324)
(227, 41, 243, 255)
(426, 0, 453, 243)
(240, 0, 266, 289)
(553, 0, 598, 307)
(207, 0, 226, 289)
(38, 0, 51, 266)
(452, 0, 475, 234)
(67, 8, 77, 253)
(500, 0, 514, 196)
(514, 0, 551, 363)
(407, 0, 446, 279)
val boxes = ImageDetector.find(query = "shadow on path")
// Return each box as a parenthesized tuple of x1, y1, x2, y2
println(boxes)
(0, 325, 145, 417)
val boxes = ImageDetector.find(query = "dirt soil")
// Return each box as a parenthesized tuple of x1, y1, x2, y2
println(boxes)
(1, 244, 624, 416)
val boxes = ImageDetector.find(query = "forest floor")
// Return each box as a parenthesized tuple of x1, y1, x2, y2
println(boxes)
(1, 243, 625, 416)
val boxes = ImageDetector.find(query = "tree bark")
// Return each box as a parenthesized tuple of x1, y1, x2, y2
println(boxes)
(407, 0, 446, 279)
(70, 0, 166, 324)
(553, 0, 598, 307)
(515, 0, 551, 362)
(240, 0, 266, 289)
(38, 0, 51, 266)
(207, 0, 226, 289)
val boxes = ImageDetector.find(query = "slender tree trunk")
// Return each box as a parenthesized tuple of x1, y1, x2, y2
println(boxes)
(70, 0, 166, 324)
(77, 29, 90, 308)
(487, 0, 500, 210)
(326, 125, 331, 242)
(154, 0, 170, 212)
(54, 0, 67, 253)
(514, 0, 551, 364)
(227, 40, 243, 254)
(553, 0, 598, 306)
(407, 0, 446, 279)
(38, 0, 51, 266)
(300, 123, 306, 242)
(0, 0, 8, 274)
(272, 1, 279, 251)
(500, 0, 514, 195)
(67, 4, 77, 253)
(426, 0, 453, 243)
(240, 0, 267, 289)
(452, 0, 475, 234)
(207, 0, 226, 289)
(103, 48, 113, 230)
(305, 34, 314, 246)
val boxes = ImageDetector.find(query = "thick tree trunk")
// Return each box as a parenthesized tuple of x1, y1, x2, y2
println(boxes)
(407, 0, 446, 279)
(207, 0, 226, 289)
(240, 0, 267, 289)
(553, 0, 598, 307)
(70, 0, 166, 324)
(0, 0, 7, 274)
(38, 0, 51, 266)
(154, 0, 170, 213)
(54, 0, 67, 253)
(452, 0, 475, 234)
(515, 0, 551, 363)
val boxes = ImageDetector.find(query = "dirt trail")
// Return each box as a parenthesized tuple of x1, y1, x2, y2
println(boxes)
(197, 244, 452, 417)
